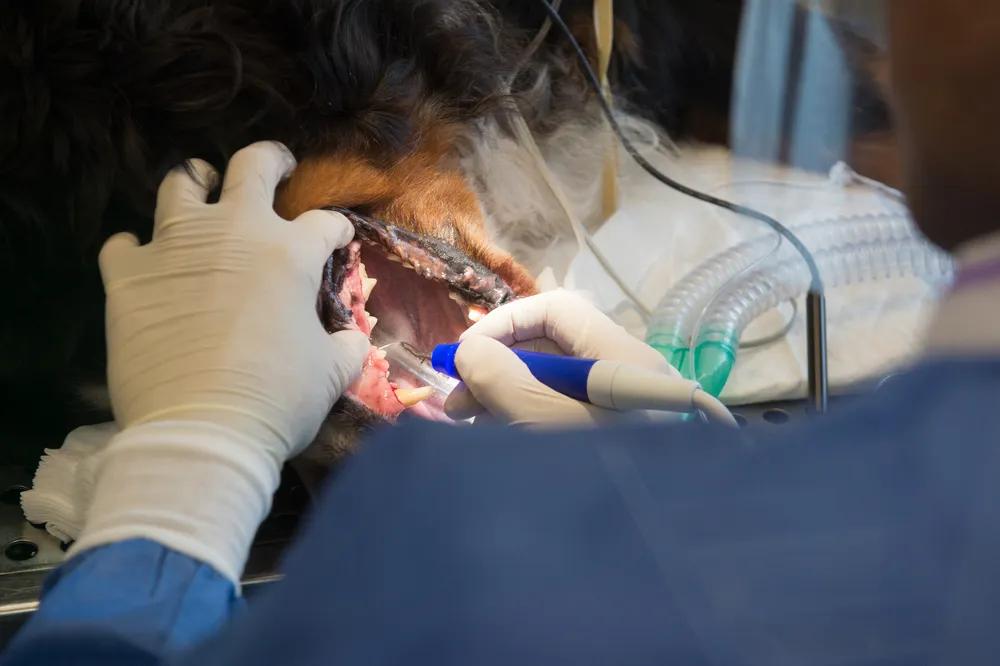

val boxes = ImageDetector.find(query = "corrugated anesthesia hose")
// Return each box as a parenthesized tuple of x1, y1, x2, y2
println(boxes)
(645, 213, 919, 371)
(690, 238, 954, 397)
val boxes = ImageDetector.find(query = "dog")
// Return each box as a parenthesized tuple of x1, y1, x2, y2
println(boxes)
(0, 0, 745, 472)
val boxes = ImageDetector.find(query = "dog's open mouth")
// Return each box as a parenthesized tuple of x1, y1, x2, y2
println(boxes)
(317, 208, 518, 422)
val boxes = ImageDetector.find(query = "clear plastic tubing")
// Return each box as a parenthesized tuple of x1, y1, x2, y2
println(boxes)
(691, 237, 954, 397)
(645, 213, 919, 371)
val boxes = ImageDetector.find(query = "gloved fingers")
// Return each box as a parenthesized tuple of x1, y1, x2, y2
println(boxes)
(154, 160, 219, 233)
(510, 338, 564, 356)
(443, 383, 486, 421)
(451, 335, 603, 426)
(566, 314, 679, 376)
(463, 290, 678, 375)
(443, 339, 562, 420)
(219, 141, 296, 210)
(460, 290, 559, 345)
(461, 290, 604, 354)
(555, 298, 678, 374)
(98, 232, 141, 287)
(326, 329, 373, 390)
(470, 411, 502, 428)
(292, 209, 356, 266)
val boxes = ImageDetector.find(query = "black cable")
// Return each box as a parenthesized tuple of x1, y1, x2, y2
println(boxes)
(509, 0, 563, 84)
(536, 0, 821, 292)
(536, 0, 829, 412)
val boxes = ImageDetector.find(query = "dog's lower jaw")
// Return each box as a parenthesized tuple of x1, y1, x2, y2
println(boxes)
(299, 396, 380, 464)
(290, 397, 385, 494)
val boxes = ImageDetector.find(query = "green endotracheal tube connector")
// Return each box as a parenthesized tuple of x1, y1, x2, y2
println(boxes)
(646, 330, 735, 398)
(690, 329, 738, 398)
(644, 332, 689, 374)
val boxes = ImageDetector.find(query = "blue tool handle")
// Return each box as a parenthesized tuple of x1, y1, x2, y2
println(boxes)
(430, 343, 597, 403)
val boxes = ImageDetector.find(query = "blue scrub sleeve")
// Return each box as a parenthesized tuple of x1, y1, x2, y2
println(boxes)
(177, 359, 1000, 666)
(0, 539, 241, 666)
(7, 359, 1000, 666)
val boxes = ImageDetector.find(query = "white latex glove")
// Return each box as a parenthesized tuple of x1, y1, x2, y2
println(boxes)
(443, 290, 680, 428)
(71, 141, 370, 586)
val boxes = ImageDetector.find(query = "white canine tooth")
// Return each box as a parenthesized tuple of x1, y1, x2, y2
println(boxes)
(387, 254, 402, 263)
(448, 292, 463, 303)
(403, 263, 414, 270)
(375, 348, 387, 359)
(368, 315, 378, 330)
(394, 386, 434, 408)
(362, 277, 377, 299)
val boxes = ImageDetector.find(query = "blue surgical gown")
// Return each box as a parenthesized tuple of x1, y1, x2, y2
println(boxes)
(4, 356, 1000, 665)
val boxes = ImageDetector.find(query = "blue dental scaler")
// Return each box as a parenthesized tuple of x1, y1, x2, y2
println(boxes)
(403, 342, 737, 426)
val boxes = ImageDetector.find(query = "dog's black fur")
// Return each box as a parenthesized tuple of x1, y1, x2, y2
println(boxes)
(496, 0, 743, 141)
(0, 0, 744, 460)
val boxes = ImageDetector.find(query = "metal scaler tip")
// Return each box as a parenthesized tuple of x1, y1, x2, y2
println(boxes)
(399, 341, 432, 362)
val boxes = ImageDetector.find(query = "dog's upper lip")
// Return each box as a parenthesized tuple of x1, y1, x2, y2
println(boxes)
(324, 206, 518, 308)
(316, 207, 516, 335)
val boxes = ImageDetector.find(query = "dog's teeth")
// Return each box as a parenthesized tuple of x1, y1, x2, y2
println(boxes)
(362, 277, 377, 299)
(368, 315, 378, 330)
(448, 292, 463, 304)
(387, 254, 402, 263)
(375, 348, 387, 359)
(359, 264, 376, 298)
(403, 263, 414, 270)
(394, 386, 434, 408)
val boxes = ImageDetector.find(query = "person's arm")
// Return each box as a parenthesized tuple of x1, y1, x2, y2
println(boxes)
(165, 385, 1000, 666)
(158, 292, 999, 665)
(0, 141, 369, 666)
(1, 540, 238, 666)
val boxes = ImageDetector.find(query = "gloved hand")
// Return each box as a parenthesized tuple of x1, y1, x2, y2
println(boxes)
(443, 290, 680, 428)
(72, 142, 369, 585)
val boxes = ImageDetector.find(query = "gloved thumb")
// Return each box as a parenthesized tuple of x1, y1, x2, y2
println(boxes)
(444, 335, 596, 426)
(327, 329, 372, 390)
(98, 232, 141, 287)
(444, 337, 566, 421)
(442, 382, 486, 421)
(293, 209, 356, 266)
